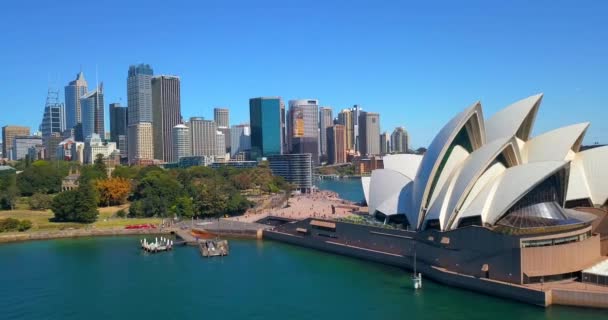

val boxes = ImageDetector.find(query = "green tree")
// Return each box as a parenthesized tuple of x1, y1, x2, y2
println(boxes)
(132, 170, 182, 217)
(93, 154, 108, 178)
(170, 196, 194, 218)
(16, 160, 64, 195)
(50, 190, 78, 222)
(51, 184, 99, 223)
(0, 218, 20, 232)
(28, 193, 53, 210)
(0, 171, 18, 210)
(79, 156, 108, 184)
(75, 183, 99, 223)
(112, 165, 140, 180)
(18, 220, 32, 231)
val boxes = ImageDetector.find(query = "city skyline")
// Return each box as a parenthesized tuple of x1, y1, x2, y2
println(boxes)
(2, 1, 607, 148)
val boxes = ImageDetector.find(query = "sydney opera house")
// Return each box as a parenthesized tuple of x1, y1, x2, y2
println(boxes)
(266, 94, 608, 308)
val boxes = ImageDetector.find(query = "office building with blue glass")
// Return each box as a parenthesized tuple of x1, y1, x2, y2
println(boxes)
(249, 97, 286, 159)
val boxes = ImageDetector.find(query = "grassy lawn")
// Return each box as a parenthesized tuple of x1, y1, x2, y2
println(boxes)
(0, 204, 161, 232)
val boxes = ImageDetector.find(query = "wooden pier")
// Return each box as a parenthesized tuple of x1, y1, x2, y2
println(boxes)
(199, 239, 229, 257)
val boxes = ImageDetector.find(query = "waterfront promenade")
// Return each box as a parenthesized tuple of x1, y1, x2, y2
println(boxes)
(232, 191, 360, 223)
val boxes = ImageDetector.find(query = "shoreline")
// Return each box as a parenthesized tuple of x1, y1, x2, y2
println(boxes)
(0, 227, 172, 245)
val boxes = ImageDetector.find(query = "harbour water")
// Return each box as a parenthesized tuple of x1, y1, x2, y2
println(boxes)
(316, 177, 365, 203)
(0, 180, 605, 319)
(0, 237, 606, 320)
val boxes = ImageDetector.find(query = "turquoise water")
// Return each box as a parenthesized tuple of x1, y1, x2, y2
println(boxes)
(0, 237, 606, 319)
(316, 178, 365, 203)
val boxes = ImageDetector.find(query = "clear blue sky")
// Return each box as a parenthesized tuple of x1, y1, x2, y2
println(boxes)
(1, 0, 607, 147)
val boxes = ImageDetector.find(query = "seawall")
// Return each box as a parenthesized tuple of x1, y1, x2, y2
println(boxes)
(0, 228, 171, 244)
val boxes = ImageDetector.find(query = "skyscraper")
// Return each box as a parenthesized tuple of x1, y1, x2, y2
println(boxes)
(127, 123, 153, 164)
(249, 97, 286, 159)
(189, 117, 217, 157)
(40, 89, 66, 137)
(127, 64, 154, 124)
(287, 99, 320, 165)
(337, 109, 354, 151)
(380, 131, 390, 155)
(127, 63, 154, 163)
(172, 124, 191, 161)
(352, 105, 363, 152)
(327, 124, 346, 164)
(2, 126, 30, 160)
(391, 127, 410, 153)
(319, 107, 333, 161)
(214, 108, 230, 154)
(152, 75, 181, 162)
(80, 84, 105, 140)
(64, 71, 88, 130)
(215, 131, 226, 158)
(213, 108, 229, 128)
(359, 112, 380, 156)
(109, 103, 128, 157)
(230, 124, 251, 158)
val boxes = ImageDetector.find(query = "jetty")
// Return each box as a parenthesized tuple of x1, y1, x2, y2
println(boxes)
(199, 239, 229, 257)
(141, 237, 173, 253)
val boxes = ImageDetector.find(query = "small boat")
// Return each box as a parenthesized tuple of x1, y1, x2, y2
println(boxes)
(412, 243, 422, 289)
(141, 237, 173, 253)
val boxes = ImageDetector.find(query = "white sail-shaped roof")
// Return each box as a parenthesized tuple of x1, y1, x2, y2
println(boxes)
(361, 176, 371, 205)
(523, 123, 589, 163)
(424, 137, 521, 230)
(458, 161, 568, 226)
(408, 102, 485, 229)
(567, 146, 608, 206)
(485, 94, 542, 143)
(368, 169, 412, 216)
(382, 154, 423, 180)
(363, 93, 604, 231)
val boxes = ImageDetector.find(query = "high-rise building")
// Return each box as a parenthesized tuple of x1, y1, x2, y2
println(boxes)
(287, 99, 320, 165)
(359, 112, 380, 156)
(109, 103, 128, 158)
(214, 108, 231, 154)
(230, 124, 251, 158)
(127, 64, 154, 124)
(319, 107, 333, 161)
(189, 117, 217, 157)
(127, 64, 154, 164)
(391, 127, 410, 154)
(380, 132, 390, 155)
(127, 123, 153, 164)
(352, 105, 363, 152)
(109, 103, 127, 141)
(64, 71, 88, 130)
(214, 108, 229, 128)
(215, 131, 226, 158)
(172, 124, 191, 162)
(80, 84, 105, 140)
(267, 153, 313, 193)
(337, 109, 354, 151)
(152, 75, 181, 162)
(40, 89, 66, 137)
(12, 135, 43, 160)
(2, 126, 30, 160)
(249, 97, 286, 159)
(327, 124, 346, 164)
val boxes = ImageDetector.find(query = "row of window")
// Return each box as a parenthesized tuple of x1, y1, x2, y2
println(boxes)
(521, 231, 591, 248)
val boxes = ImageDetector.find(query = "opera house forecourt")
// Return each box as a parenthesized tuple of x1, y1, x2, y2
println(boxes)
(265, 94, 608, 308)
